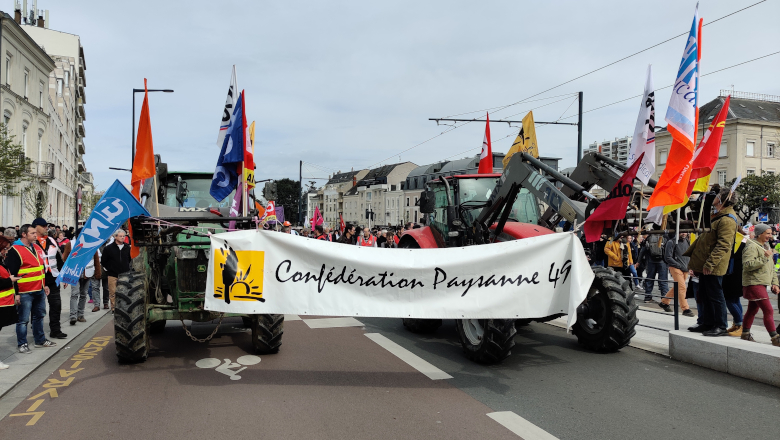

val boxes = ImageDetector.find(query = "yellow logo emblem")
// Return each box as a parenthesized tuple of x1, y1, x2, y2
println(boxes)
(213, 243, 265, 303)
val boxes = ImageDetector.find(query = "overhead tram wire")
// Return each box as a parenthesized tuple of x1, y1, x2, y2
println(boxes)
(303, 161, 339, 173)
(439, 0, 767, 119)
(441, 92, 578, 119)
(363, 1, 767, 172)
(365, 94, 579, 169)
(551, 50, 780, 123)
(421, 49, 780, 165)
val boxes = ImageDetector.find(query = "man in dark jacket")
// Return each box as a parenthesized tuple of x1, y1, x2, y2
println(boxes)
(637, 230, 668, 303)
(684, 187, 739, 336)
(660, 232, 692, 316)
(101, 229, 131, 313)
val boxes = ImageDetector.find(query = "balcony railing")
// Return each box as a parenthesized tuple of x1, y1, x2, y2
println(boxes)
(25, 160, 54, 180)
(79, 172, 93, 185)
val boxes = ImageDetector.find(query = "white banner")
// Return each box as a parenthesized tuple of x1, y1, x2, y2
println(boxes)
(628, 64, 656, 185)
(205, 230, 594, 328)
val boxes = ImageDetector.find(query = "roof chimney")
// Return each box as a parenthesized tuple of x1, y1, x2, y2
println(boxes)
(14, 8, 21, 24)
(37, 13, 44, 28)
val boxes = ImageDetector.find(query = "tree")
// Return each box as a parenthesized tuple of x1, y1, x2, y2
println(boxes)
(23, 181, 49, 219)
(81, 188, 104, 219)
(274, 178, 300, 225)
(727, 173, 780, 220)
(0, 123, 31, 196)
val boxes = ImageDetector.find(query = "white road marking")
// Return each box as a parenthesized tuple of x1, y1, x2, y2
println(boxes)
(303, 317, 364, 329)
(487, 411, 558, 440)
(284, 314, 302, 321)
(364, 333, 453, 380)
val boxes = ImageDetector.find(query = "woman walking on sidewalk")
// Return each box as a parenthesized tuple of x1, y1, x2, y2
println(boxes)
(740, 224, 780, 346)
(0, 235, 21, 370)
(723, 232, 747, 336)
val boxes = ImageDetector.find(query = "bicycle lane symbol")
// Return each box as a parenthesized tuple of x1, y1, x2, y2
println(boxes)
(195, 355, 261, 380)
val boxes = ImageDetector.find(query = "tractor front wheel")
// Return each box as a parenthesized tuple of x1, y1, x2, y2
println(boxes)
(572, 266, 638, 352)
(114, 271, 149, 363)
(455, 319, 516, 364)
(251, 314, 284, 354)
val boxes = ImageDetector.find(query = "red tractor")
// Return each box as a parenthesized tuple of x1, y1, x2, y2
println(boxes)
(398, 152, 639, 364)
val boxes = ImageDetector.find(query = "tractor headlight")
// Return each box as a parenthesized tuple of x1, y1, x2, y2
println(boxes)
(176, 248, 199, 259)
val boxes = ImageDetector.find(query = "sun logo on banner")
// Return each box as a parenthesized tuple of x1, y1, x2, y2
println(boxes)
(213, 242, 265, 304)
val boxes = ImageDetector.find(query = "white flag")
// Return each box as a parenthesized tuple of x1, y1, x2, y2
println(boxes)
(216, 65, 238, 147)
(628, 65, 656, 185)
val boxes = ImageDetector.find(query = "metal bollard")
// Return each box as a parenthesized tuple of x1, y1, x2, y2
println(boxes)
(673, 281, 679, 331)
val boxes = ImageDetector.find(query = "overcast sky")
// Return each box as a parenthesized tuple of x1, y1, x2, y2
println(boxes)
(42, 0, 780, 190)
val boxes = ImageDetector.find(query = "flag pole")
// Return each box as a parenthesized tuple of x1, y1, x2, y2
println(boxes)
(638, 183, 644, 232)
(152, 174, 162, 244)
(675, 207, 681, 244)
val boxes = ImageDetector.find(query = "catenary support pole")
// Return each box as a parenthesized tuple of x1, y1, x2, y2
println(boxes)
(577, 91, 583, 163)
(298, 160, 303, 226)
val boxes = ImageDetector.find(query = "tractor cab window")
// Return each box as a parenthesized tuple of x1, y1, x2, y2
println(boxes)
(164, 176, 234, 209)
(457, 178, 539, 226)
(430, 182, 454, 235)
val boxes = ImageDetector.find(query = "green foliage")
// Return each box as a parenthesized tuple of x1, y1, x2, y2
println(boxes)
(274, 178, 301, 224)
(0, 123, 30, 196)
(726, 172, 780, 220)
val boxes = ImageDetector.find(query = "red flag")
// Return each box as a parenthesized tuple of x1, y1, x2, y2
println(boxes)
(131, 79, 156, 199)
(584, 153, 644, 243)
(685, 96, 730, 194)
(478, 113, 493, 174)
(312, 206, 324, 231)
(339, 213, 346, 233)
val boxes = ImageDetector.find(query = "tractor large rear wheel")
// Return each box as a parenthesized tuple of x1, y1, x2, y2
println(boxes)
(572, 266, 638, 352)
(114, 271, 149, 363)
(251, 314, 284, 354)
(455, 319, 516, 364)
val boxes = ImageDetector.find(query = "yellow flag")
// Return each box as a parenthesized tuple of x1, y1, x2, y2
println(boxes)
(244, 121, 256, 189)
(502, 111, 538, 168)
(734, 232, 744, 253)
(691, 174, 710, 193)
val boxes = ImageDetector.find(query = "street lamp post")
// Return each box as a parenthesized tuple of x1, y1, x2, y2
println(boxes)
(131, 88, 173, 169)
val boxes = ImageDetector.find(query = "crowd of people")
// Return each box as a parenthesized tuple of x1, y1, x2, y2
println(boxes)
(278, 220, 417, 248)
(0, 218, 132, 370)
(589, 187, 780, 346)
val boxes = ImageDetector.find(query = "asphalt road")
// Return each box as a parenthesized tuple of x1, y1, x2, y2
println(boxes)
(1, 315, 778, 440)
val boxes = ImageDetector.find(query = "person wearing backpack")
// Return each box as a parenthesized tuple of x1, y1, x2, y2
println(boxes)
(637, 227, 668, 303)
(684, 187, 739, 336)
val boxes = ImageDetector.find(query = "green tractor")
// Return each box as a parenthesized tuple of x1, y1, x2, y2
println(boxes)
(114, 156, 283, 363)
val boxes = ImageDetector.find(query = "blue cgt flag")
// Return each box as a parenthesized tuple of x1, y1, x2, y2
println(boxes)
(210, 91, 245, 202)
(56, 180, 150, 286)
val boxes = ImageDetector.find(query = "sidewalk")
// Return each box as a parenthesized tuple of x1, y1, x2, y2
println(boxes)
(0, 284, 112, 398)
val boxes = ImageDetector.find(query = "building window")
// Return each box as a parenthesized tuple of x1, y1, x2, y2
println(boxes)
(56, 79, 63, 97)
(406, 197, 409, 207)
(39, 82, 44, 107)
(5, 56, 10, 86)
(64, 71, 69, 87)
(766, 170, 776, 176)
(746, 141, 755, 157)
(22, 123, 28, 148)
(3, 110, 10, 126)
(659, 150, 668, 165)
(767, 142, 775, 158)
(719, 141, 728, 158)
(23, 70, 29, 98)
(746, 169, 755, 177)
(717, 170, 727, 186)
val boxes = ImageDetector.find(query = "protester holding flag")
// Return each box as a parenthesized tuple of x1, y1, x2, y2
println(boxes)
(101, 229, 132, 313)
(684, 187, 739, 336)
(739, 223, 780, 346)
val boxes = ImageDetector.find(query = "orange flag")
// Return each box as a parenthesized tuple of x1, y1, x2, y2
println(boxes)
(131, 79, 156, 199)
(129, 79, 156, 259)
